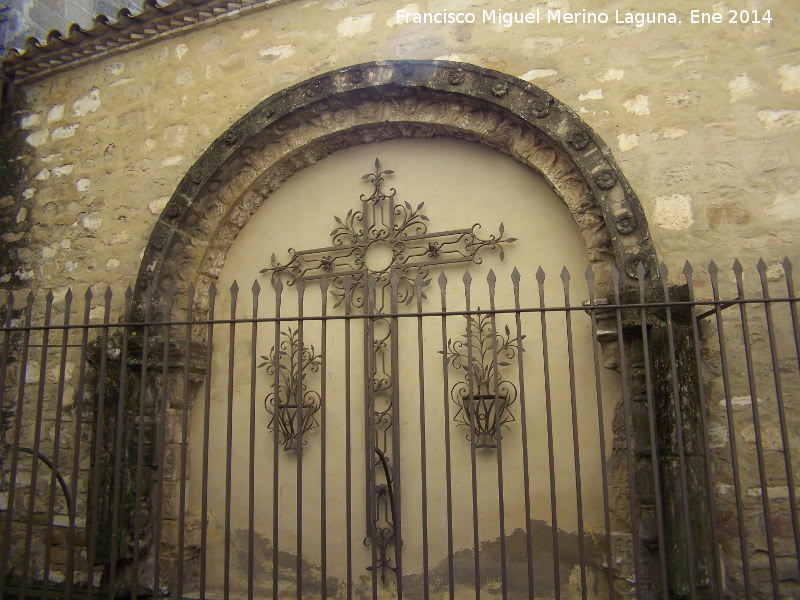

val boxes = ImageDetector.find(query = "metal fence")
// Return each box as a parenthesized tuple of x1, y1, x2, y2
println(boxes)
(0, 259, 798, 600)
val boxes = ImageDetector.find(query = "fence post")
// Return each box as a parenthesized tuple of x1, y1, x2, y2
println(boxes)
(646, 284, 717, 600)
(596, 280, 717, 599)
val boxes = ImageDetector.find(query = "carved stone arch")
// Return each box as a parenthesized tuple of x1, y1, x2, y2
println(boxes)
(134, 60, 658, 319)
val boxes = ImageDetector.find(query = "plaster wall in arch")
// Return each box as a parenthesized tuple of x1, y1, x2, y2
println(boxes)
(186, 138, 621, 597)
(135, 61, 657, 319)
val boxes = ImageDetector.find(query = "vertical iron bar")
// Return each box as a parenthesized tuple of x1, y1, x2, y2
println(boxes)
(72, 288, 99, 600)
(249, 281, 260, 600)
(41, 290, 73, 599)
(610, 267, 643, 600)
(733, 260, 780, 597)
(177, 284, 195, 600)
(463, 271, 481, 600)
(272, 280, 283, 600)
(0, 291, 32, 600)
(415, 272, 430, 600)
(511, 269, 535, 599)
(585, 268, 614, 600)
(684, 262, 723, 597)
(108, 288, 133, 600)
(438, 273, 455, 600)
(85, 288, 111, 599)
(199, 283, 217, 600)
(781, 257, 800, 570)
(487, 270, 508, 600)
(343, 277, 353, 600)
(657, 263, 697, 600)
(366, 275, 378, 600)
(0, 292, 12, 597)
(225, 282, 239, 600)
(320, 278, 329, 600)
(635, 265, 668, 598)
(389, 271, 403, 600)
(365, 278, 373, 549)
(561, 268, 587, 599)
(296, 280, 306, 600)
(21, 291, 54, 600)
(708, 261, 752, 599)
(759, 259, 800, 576)
(132, 286, 154, 600)
(153, 287, 174, 599)
(535, 267, 560, 599)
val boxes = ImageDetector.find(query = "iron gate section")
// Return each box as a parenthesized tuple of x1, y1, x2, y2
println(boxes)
(0, 259, 798, 600)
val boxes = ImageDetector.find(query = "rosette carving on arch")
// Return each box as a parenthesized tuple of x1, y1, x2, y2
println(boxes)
(135, 60, 659, 315)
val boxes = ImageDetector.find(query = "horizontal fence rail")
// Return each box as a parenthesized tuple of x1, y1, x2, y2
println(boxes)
(0, 260, 797, 600)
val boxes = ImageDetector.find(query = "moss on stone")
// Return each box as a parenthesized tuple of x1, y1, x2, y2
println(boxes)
(0, 82, 33, 290)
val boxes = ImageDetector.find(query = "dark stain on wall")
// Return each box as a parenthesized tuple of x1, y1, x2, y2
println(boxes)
(403, 521, 606, 599)
(218, 521, 607, 600)
(0, 81, 33, 290)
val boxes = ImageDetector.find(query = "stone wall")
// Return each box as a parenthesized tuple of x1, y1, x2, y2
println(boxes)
(1, 0, 799, 597)
(4, 0, 799, 307)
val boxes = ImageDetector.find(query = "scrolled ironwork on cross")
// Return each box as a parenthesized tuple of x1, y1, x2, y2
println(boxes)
(260, 157, 516, 311)
(259, 158, 515, 584)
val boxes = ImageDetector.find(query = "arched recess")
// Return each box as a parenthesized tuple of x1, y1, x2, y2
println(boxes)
(134, 60, 657, 319)
(123, 61, 684, 598)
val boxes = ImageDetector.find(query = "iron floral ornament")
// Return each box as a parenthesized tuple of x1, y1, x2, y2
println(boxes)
(444, 314, 523, 448)
(260, 328, 322, 451)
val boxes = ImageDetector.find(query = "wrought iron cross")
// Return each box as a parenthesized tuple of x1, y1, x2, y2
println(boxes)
(261, 158, 515, 582)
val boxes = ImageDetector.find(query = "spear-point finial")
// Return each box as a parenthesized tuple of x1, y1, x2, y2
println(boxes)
(657, 261, 669, 282)
(781, 256, 792, 276)
(732, 258, 743, 277)
(636, 262, 647, 281)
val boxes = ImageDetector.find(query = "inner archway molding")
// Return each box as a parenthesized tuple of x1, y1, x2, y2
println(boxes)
(134, 60, 658, 318)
